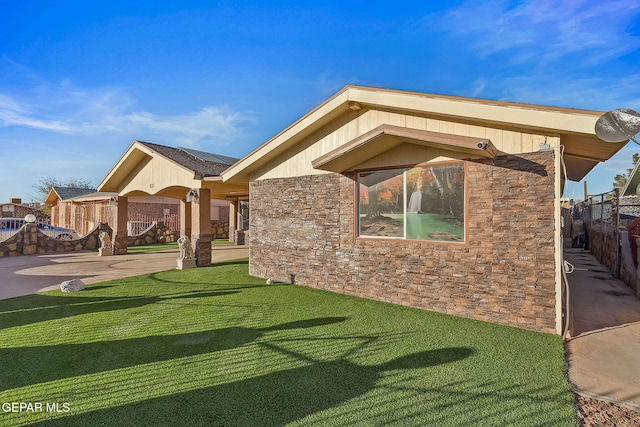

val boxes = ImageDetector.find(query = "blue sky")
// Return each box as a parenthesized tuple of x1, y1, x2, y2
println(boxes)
(1, 0, 640, 202)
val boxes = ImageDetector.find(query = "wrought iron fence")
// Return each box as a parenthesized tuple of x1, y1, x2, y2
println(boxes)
(127, 212, 180, 236)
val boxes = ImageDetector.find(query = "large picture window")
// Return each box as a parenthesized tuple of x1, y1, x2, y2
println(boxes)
(357, 162, 465, 242)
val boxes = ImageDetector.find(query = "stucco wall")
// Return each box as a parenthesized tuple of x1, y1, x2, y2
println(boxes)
(249, 150, 557, 334)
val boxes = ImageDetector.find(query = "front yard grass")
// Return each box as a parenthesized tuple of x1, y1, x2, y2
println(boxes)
(125, 242, 179, 253)
(0, 260, 578, 426)
(125, 239, 232, 254)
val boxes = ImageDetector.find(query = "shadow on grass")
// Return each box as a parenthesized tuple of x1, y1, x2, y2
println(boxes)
(0, 290, 240, 330)
(208, 258, 250, 268)
(29, 345, 476, 427)
(0, 317, 348, 392)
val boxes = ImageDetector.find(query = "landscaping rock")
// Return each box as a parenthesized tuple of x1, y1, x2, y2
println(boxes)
(575, 394, 640, 426)
(60, 278, 86, 293)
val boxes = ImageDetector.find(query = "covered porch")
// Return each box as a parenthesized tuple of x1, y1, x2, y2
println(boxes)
(98, 141, 248, 266)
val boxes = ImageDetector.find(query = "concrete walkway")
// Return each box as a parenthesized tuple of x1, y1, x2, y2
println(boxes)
(0, 245, 249, 300)
(564, 248, 640, 411)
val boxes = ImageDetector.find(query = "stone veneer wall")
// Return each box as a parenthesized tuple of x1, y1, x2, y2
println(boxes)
(250, 150, 557, 334)
(0, 223, 112, 257)
(211, 222, 230, 239)
(127, 221, 179, 246)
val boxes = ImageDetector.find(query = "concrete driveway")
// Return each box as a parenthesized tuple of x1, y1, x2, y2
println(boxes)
(0, 245, 249, 300)
(564, 248, 640, 411)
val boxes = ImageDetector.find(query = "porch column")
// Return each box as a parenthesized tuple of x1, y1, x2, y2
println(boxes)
(51, 205, 59, 226)
(191, 188, 211, 267)
(229, 198, 238, 243)
(180, 199, 192, 238)
(113, 196, 128, 255)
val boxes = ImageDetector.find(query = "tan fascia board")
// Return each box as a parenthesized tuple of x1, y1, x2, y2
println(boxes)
(348, 86, 603, 135)
(97, 140, 148, 192)
(312, 124, 497, 173)
(222, 84, 606, 183)
(67, 193, 118, 203)
(98, 140, 203, 192)
(43, 187, 61, 205)
(222, 87, 353, 183)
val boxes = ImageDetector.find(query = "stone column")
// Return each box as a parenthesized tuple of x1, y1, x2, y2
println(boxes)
(113, 196, 128, 255)
(191, 188, 211, 267)
(180, 199, 192, 238)
(23, 223, 38, 255)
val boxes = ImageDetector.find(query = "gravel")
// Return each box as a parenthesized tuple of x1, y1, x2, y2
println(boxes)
(575, 394, 640, 426)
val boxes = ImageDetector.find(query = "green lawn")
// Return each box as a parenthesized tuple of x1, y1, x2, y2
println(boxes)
(0, 260, 578, 426)
(125, 239, 233, 254)
(125, 242, 179, 253)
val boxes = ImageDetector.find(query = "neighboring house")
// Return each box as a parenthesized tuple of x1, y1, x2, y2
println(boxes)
(45, 187, 107, 235)
(97, 141, 248, 262)
(221, 85, 626, 335)
(0, 198, 47, 221)
(45, 184, 232, 237)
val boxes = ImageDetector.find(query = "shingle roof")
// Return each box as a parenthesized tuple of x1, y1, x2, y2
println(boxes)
(137, 141, 238, 177)
(53, 187, 98, 201)
(179, 147, 239, 166)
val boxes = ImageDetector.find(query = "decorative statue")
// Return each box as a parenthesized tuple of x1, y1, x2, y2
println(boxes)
(177, 235, 195, 260)
(99, 231, 113, 249)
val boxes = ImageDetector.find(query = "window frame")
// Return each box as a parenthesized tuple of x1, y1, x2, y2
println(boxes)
(354, 160, 468, 244)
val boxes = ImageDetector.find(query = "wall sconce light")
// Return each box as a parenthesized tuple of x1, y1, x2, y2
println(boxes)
(108, 196, 118, 206)
(186, 189, 199, 203)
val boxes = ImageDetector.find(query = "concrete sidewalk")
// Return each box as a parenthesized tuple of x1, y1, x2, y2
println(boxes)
(0, 245, 249, 300)
(564, 248, 640, 411)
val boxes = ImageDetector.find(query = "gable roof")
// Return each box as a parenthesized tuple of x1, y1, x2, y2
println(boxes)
(221, 85, 626, 183)
(97, 140, 247, 199)
(44, 186, 98, 204)
(179, 147, 240, 166)
(136, 141, 237, 177)
(52, 186, 97, 200)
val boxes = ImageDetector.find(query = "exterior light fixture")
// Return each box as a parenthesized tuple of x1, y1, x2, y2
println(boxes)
(108, 196, 118, 206)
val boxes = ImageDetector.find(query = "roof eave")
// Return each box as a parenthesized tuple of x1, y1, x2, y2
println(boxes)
(222, 85, 612, 184)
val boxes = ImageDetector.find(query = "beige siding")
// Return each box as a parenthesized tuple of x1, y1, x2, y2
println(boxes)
(352, 144, 461, 170)
(254, 108, 557, 181)
(119, 156, 199, 196)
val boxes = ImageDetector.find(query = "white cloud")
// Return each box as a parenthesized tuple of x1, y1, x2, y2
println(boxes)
(460, 73, 640, 111)
(0, 80, 253, 148)
(423, 0, 640, 66)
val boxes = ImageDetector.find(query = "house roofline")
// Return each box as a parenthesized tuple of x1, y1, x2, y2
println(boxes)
(221, 85, 611, 184)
